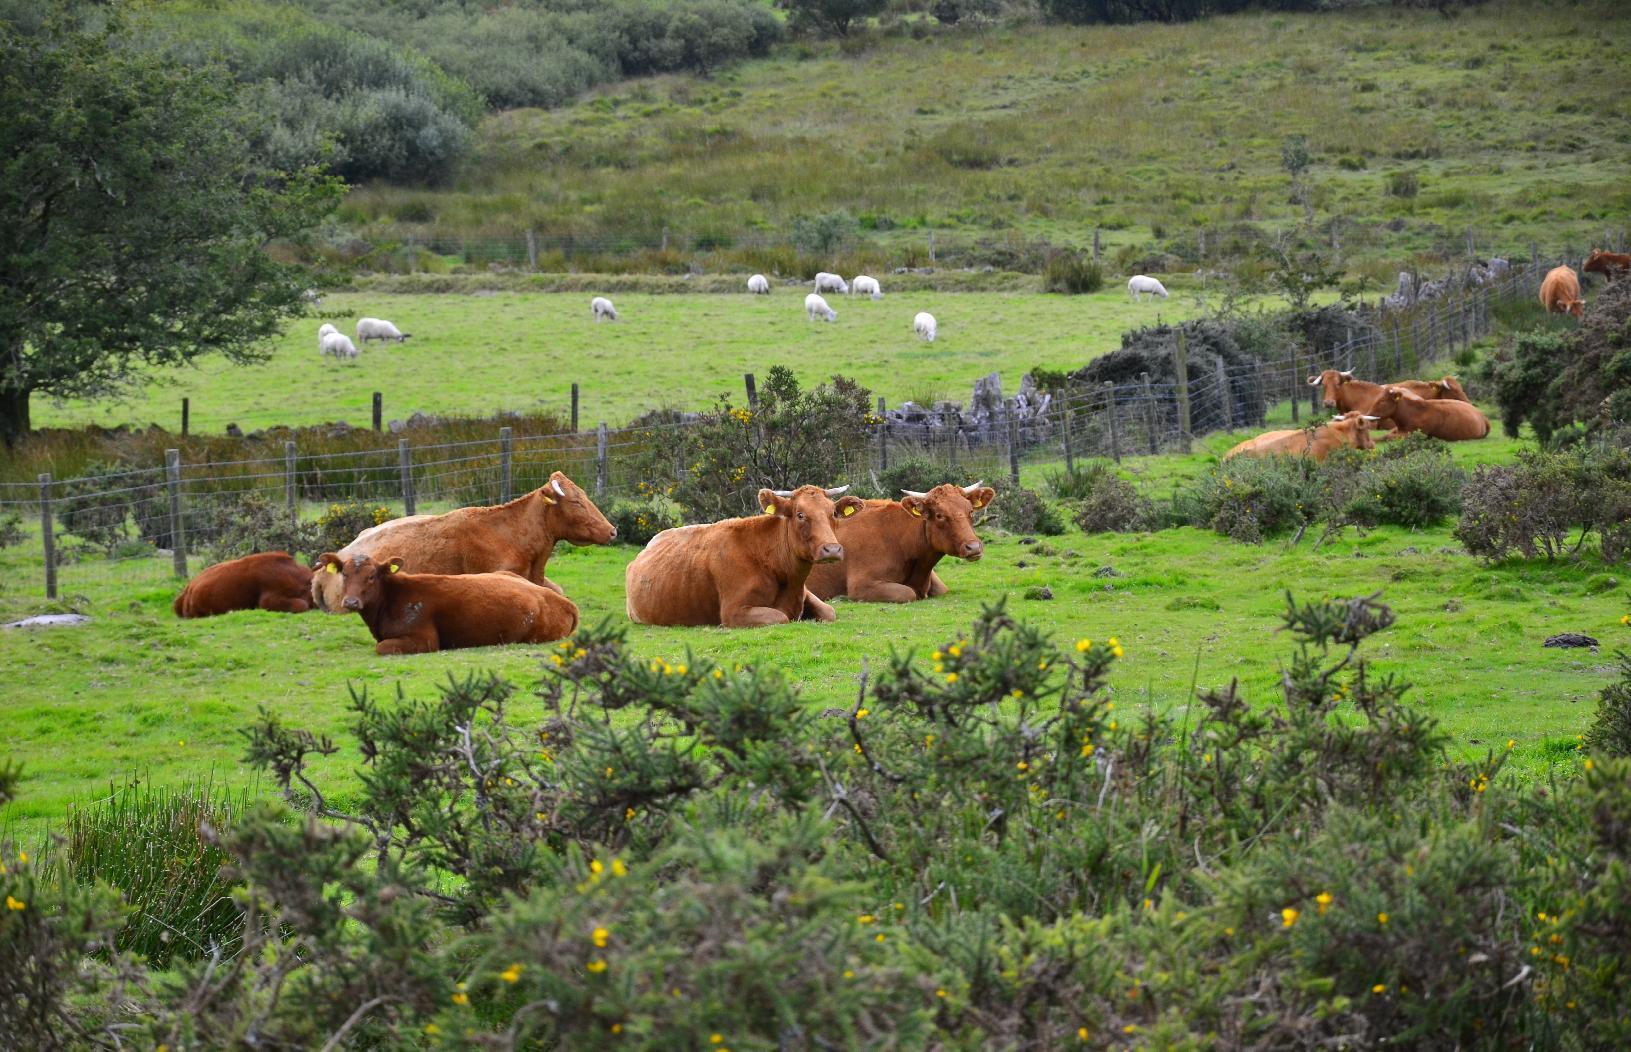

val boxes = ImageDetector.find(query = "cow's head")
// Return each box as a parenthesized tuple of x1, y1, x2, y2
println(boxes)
(1434, 375, 1469, 401)
(1328, 413, 1380, 452)
(757, 485, 863, 564)
(1306, 368, 1355, 409)
(316, 552, 403, 614)
(1369, 386, 1420, 421)
(539, 472, 616, 545)
(1566, 297, 1584, 319)
(899, 482, 994, 561)
(310, 555, 348, 614)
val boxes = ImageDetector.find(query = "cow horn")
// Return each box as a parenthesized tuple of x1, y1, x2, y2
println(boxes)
(551, 478, 566, 497)
(823, 485, 850, 498)
(1306, 375, 1321, 386)
(771, 489, 795, 498)
(1339, 370, 1355, 380)
(900, 488, 928, 498)
(1361, 415, 1381, 421)
(960, 480, 985, 495)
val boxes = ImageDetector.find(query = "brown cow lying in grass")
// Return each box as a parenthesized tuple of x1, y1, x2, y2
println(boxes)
(317, 553, 578, 655)
(625, 484, 864, 627)
(806, 482, 994, 603)
(173, 552, 313, 618)
(1307, 369, 1469, 434)
(1540, 265, 1584, 318)
(1224, 413, 1379, 462)
(312, 471, 614, 612)
(1583, 249, 1630, 282)
(1368, 386, 1490, 441)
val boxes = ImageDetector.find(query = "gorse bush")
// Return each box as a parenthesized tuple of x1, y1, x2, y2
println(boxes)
(1041, 250, 1105, 294)
(1485, 279, 1631, 444)
(1585, 652, 1631, 758)
(1048, 462, 1153, 533)
(1456, 446, 1631, 564)
(988, 484, 1066, 535)
(606, 488, 684, 546)
(7, 593, 1625, 1044)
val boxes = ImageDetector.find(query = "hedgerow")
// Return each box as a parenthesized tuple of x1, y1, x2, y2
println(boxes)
(2, 594, 1625, 1046)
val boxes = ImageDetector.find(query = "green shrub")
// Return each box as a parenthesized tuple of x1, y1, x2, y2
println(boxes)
(989, 484, 1066, 535)
(1455, 447, 1631, 564)
(1340, 435, 1464, 529)
(1041, 250, 1104, 294)
(606, 489, 684, 546)
(309, 499, 394, 554)
(1385, 169, 1420, 198)
(871, 456, 947, 499)
(1182, 454, 1323, 543)
(1585, 652, 1631, 758)
(1052, 462, 1153, 533)
(0, 512, 21, 549)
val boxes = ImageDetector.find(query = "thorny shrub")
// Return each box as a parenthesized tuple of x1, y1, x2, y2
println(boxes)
(3, 598, 1626, 1047)
(1050, 462, 1154, 534)
(605, 487, 684, 546)
(1455, 446, 1631, 564)
(986, 484, 1065, 535)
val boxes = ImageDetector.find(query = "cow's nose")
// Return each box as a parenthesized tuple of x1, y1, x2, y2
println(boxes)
(816, 543, 844, 563)
(342, 597, 361, 611)
(961, 540, 984, 560)
(1322, 399, 1336, 408)
(607, 525, 618, 540)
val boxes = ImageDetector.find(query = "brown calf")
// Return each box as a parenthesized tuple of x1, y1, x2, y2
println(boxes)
(316, 553, 578, 655)
(625, 485, 865, 627)
(1540, 266, 1584, 318)
(1583, 249, 1631, 281)
(807, 482, 996, 603)
(313, 471, 614, 612)
(1224, 414, 1378, 462)
(1368, 386, 1490, 442)
(173, 552, 313, 618)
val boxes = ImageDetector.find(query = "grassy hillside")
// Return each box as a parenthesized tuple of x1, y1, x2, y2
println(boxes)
(344, 0, 1631, 274)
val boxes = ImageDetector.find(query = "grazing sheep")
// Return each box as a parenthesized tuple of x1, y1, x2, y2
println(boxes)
(1128, 275, 1169, 302)
(356, 318, 410, 344)
(814, 272, 849, 295)
(747, 274, 771, 294)
(316, 323, 337, 353)
(913, 311, 937, 342)
(320, 331, 359, 361)
(851, 275, 883, 300)
(591, 296, 619, 322)
(805, 293, 838, 323)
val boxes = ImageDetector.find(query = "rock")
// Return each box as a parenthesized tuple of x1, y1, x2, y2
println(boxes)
(407, 411, 438, 429)
(1543, 633, 1599, 650)
(1015, 560, 1030, 569)
(388, 419, 406, 434)
(818, 707, 849, 719)
(1093, 565, 1122, 578)
(1023, 585, 1054, 600)
(1444, 599, 1463, 612)
(1399, 546, 1419, 555)
(225, 423, 243, 438)
(3, 613, 92, 630)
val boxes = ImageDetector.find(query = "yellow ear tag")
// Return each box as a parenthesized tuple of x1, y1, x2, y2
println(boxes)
(325, 563, 338, 575)
(973, 499, 986, 509)
(389, 564, 400, 573)
(909, 506, 922, 517)
(762, 505, 776, 515)
(842, 505, 855, 517)
(541, 494, 557, 505)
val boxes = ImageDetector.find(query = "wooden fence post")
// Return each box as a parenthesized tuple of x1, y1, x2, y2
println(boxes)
(1173, 329, 1192, 449)
(1007, 402, 1021, 487)
(744, 373, 757, 411)
(1092, 228, 1102, 263)
(571, 383, 580, 433)
(399, 439, 415, 516)
(499, 426, 513, 504)
(1103, 382, 1121, 464)
(877, 396, 889, 473)
(1141, 372, 1158, 453)
(1392, 319, 1403, 377)
(284, 441, 297, 524)
(39, 473, 56, 600)
(181, 397, 190, 437)
(1213, 359, 1234, 432)
(1290, 345, 1300, 424)
(947, 412, 958, 475)
(525, 230, 538, 271)
(1411, 315, 1422, 373)
(372, 391, 383, 432)
(165, 448, 187, 579)
(596, 423, 609, 498)
(1059, 387, 1075, 475)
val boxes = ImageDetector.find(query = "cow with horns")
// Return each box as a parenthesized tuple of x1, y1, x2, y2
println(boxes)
(806, 482, 995, 603)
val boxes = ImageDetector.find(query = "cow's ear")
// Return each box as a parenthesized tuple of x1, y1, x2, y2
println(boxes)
(901, 495, 925, 517)
(384, 556, 405, 574)
(833, 495, 864, 518)
(756, 488, 786, 516)
(968, 486, 996, 510)
(318, 552, 342, 575)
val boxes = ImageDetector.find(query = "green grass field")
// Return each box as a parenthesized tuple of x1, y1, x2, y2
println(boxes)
(34, 287, 1238, 433)
(346, 0, 1631, 273)
(3, 421, 1622, 842)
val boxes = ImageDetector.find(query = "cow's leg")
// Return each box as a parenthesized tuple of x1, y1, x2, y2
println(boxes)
(800, 589, 837, 622)
(259, 593, 311, 614)
(376, 631, 437, 656)
(849, 581, 919, 603)
(722, 606, 791, 628)
(925, 571, 949, 598)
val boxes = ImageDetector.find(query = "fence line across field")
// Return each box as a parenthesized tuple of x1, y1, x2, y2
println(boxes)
(0, 260, 1547, 600)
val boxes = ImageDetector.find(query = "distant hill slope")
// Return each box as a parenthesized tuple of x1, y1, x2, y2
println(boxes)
(343, 0, 1630, 277)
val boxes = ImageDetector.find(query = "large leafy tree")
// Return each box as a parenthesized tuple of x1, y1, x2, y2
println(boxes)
(0, 8, 342, 444)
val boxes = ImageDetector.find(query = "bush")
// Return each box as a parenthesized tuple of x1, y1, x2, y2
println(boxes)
(606, 489, 684, 546)
(309, 500, 394, 554)
(1385, 169, 1420, 198)
(1339, 434, 1464, 530)
(870, 456, 947, 499)
(0, 512, 21, 549)
(1180, 454, 1323, 543)
(789, 210, 858, 257)
(1050, 462, 1153, 533)
(988, 484, 1065, 535)
(1585, 652, 1631, 758)
(1456, 447, 1631, 564)
(1041, 251, 1105, 294)
(1485, 280, 1631, 444)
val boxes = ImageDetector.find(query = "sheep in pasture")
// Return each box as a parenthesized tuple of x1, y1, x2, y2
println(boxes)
(591, 296, 619, 322)
(805, 293, 838, 323)
(316, 323, 337, 353)
(814, 272, 849, 295)
(1127, 275, 1169, 302)
(747, 274, 771, 294)
(851, 275, 882, 300)
(356, 318, 411, 344)
(913, 312, 937, 342)
(320, 331, 359, 361)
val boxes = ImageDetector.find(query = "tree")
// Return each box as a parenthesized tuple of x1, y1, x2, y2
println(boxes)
(0, 10, 342, 444)
(783, 0, 886, 37)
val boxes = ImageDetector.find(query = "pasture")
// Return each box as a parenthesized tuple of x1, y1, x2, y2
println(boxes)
(31, 287, 1236, 434)
(2, 424, 1622, 841)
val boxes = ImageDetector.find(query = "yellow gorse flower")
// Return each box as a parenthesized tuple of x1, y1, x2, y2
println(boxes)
(5, 895, 25, 911)
(1315, 891, 1333, 915)
(593, 927, 610, 948)
(500, 963, 524, 984)
(586, 959, 608, 973)
(1281, 907, 1300, 928)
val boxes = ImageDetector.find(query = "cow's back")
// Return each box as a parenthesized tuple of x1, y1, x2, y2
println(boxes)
(175, 552, 311, 618)
(625, 524, 725, 625)
(428, 571, 579, 648)
(806, 500, 906, 600)
(340, 511, 481, 573)
(1225, 430, 1304, 459)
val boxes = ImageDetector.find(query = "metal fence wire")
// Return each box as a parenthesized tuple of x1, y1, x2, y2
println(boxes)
(0, 259, 1550, 600)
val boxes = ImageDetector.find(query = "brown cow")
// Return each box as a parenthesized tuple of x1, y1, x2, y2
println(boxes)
(1583, 249, 1631, 282)
(173, 551, 313, 618)
(806, 482, 996, 603)
(316, 553, 578, 655)
(1540, 266, 1584, 318)
(1224, 414, 1379, 462)
(1306, 370, 1471, 432)
(312, 471, 614, 612)
(1368, 386, 1490, 441)
(625, 485, 865, 627)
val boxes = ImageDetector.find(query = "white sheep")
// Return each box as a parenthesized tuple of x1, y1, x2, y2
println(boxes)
(591, 296, 619, 322)
(316, 323, 337, 353)
(805, 293, 837, 323)
(320, 331, 359, 361)
(851, 275, 882, 300)
(747, 274, 771, 295)
(1127, 275, 1169, 302)
(814, 272, 849, 295)
(356, 317, 410, 344)
(913, 311, 937, 342)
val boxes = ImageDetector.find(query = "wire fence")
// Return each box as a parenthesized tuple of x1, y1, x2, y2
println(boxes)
(0, 257, 1549, 602)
